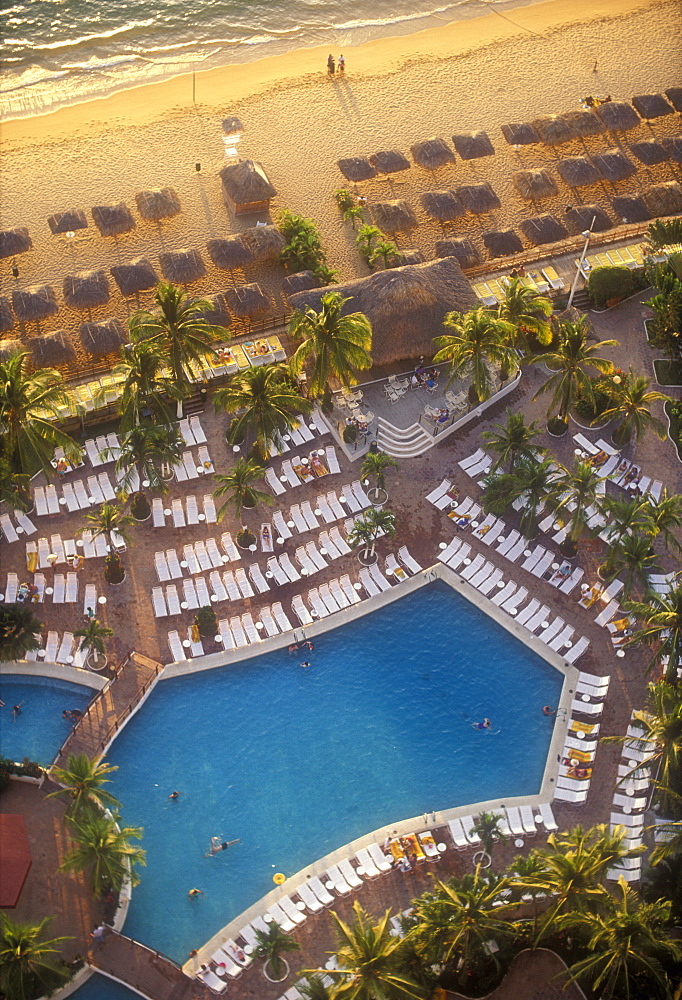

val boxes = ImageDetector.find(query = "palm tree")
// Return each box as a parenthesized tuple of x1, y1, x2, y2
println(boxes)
(527, 317, 616, 422)
(0, 604, 43, 661)
(83, 503, 135, 584)
(356, 224, 383, 261)
(552, 460, 603, 555)
(214, 364, 312, 458)
(471, 811, 506, 866)
(129, 281, 224, 390)
(370, 240, 403, 269)
(113, 339, 183, 430)
(482, 409, 545, 472)
(74, 619, 114, 670)
(213, 457, 273, 522)
(601, 494, 652, 548)
(298, 974, 332, 1000)
(600, 532, 661, 597)
(48, 753, 121, 817)
(647, 787, 682, 866)
(496, 276, 553, 349)
(625, 585, 682, 681)
(0, 349, 80, 476)
(360, 450, 398, 499)
(59, 810, 146, 895)
(289, 292, 373, 398)
(347, 508, 397, 561)
(0, 457, 32, 513)
(599, 371, 669, 449)
(646, 491, 682, 556)
(0, 914, 71, 1000)
(433, 308, 518, 403)
(505, 852, 548, 936)
(482, 457, 561, 538)
(111, 422, 185, 518)
(254, 923, 301, 982)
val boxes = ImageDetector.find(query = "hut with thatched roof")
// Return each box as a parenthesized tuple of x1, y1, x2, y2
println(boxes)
(500, 122, 540, 146)
(194, 294, 232, 329)
(590, 149, 637, 182)
(520, 215, 568, 246)
(452, 131, 494, 160)
(0, 339, 22, 360)
(630, 140, 669, 165)
(665, 88, 682, 112)
(420, 191, 464, 223)
(456, 183, 501, 214)
(135, 188, 182, 221)
(63, 270, 110, 310)
(632, 94, 674, 119)
(110, 257, 159, 297)
(222, 117, 245, 136)
(595, 101, 640, 132)
(556, 156, 601, 187)
(368, 150, 410, 175)
(79, 318, 126, 357)
(611, 195, 650, 223)
(483, 230, 524, 258)
(370, 200, 418, 234)
(531, 116, 577, 146)
(47, 210, 87, 235)
(91, 202, 136, 237)
(29, 331, 75, 366)
(434, 238, 480, 268)
(565, 205, 612, 234)
(220, 160, 276, 216)
(225, 282, 271, 319)
(289, 256, 477, 367)
(337, 157, 377, 182)
(512, 169, 558, 201)
(662, 137, 682, 164)
(207, 237, 254, 271)
(12, 285, 59, 323)
(0, 297, 15, 334)
(560, 109, 606, 137)
(398, 250, 426, 266)
(240, 225, 286, 261)
(410, 138, 455, 170)
(159, 249, 207, 284)
(643, 182, 682, 218)
(0, 228, 32, 259)
(282, 271, 321, 297)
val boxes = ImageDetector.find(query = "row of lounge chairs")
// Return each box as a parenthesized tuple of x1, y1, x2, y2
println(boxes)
(0, 510, 37, 542)
(554, 671, 610, 804)
(25, 630, 87, 667)
(607, 710, 655, 881)
(449, 801, 558, 848)
(152, 494, 217, 528)
(26, 530, 125, 573)
(472, 265, 564, 306)
(33, 473, 117, 516)
(265, 485, 370, 543)
(574, 433, 663, 500)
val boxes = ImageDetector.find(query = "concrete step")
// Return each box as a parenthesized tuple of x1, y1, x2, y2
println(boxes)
(376, 417, 433, 457)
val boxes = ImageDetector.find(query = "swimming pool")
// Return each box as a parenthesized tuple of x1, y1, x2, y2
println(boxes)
(107, 582, 563, 962)
(0, 675, 94, 765)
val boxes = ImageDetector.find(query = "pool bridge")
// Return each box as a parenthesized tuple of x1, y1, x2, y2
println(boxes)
(89, 929, 213, 1000)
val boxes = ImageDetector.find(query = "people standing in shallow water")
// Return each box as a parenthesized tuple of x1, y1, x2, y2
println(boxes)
(338, 54, 345, 74)
(327, 54, 335, 76)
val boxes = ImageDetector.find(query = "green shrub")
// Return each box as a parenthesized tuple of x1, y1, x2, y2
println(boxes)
(194, 606, 217, 638)
(343, 424, 358, 444)
(277, 210, 330, 279)
(0, 768, 9, 794)
(587, 265, 635, 307)
(333, 189, 356, 213)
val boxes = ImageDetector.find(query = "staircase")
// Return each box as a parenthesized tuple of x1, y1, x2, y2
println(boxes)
(570, 289, 591, 311)
(182, 392, 205, 417)
(376, 416, 434, 458)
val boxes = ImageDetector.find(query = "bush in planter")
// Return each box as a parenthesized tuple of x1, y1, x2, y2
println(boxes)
(547, 416, 568, 436)
(587, 265, 635, 308)
(104, 553, 125, 585)
(236, 527, 257, 549)
(320, 386, 333, 416)
(573, 379, 615, 422)
(130, 491, 151, 521)
(343, 423, 358, 445)
(194, 606, 217, 638)
(0, 756, 43, 779)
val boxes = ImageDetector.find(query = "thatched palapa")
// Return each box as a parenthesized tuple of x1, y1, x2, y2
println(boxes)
(63, 270, 110, 310)
(47, 210, 88, 235)
(590, 149, 637, 183)
(456, 183, 501, 214)
(420, 191, 464, 222)
(368, 150, 410, 175)
(662, 138, 682, 164)
(410, 138, 455, 170)
(135, 188, 182, 221)
(29, 331, 75, 366)
(560, 109, 606, 137)
(110, 257, 159, 296)
(222, 117, 245, 136)
(207, 237, 254, 270)
(79, 318, 126, 357)
(629, 141, 669, 165)
(337, 157, 377, 182)
(520, 215, 568, 246)
(452, 131, 494, 160)
(595, 101, 640, 132)
(220, 160, 276, 216)
(500, 122, 540, 146)
(434, 238, 480, 268)
(159, 249, 207, 284)
(483, 230, 524, 258)
(370, 200, 418, 234)
(565, 205, 612, 234)
(12, 285, 59, 322)
(512, 169, 558, 201)
(0, 228, 32, 259)
(282, 271, 321, 297)
(531, 116, 577, 146)
(556, 156, 601, 188)
(0, 339, 22, 360)
(289, 256, 477, 367)
(0, 297, 15, 334)
(632, 94, 674, 119)
(398, 250, 425, 266)
(225, 282, 270, 319)
(643, 182, 682, 218)
(665, 88, 682, 113)
(194, 294, 232, 329)
(91, 202, 136, 237)
(611, 196, 650, 223)
(240, 225, 286, 261)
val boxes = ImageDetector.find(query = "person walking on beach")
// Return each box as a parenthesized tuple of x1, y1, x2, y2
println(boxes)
(327, 54, 335, 76)
(338, 54, 345, 74)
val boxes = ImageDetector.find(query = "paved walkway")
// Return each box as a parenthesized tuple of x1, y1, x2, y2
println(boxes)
(89, 931, 213, 1000)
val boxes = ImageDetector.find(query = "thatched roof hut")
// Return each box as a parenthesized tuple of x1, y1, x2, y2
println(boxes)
(611, 195, 650, 223)
(591, 149, 637, 182)
(420, 190, 464, 222)
(452, 130, 494, 160)
(662, 137, 682, 164)
(79, 318, 126, 357)
(368, 150, 410, 174)
(194, 293, 232, 329)
(560, 109, 606, 137)
(512, 169, 558, 201)
(0, 228, 32, 259)
(410, 138, 455, 170)
(337, 157, 377, 182)
(434, 238, 480, 268)
(632, 93, 674, 119)
(0, 297, 15, 334)
(398, 250, 426, 266)
(520, 215, 568, 246)
(370, 200, 418, 233)
(12, 285, 59, 322)
(665, 88, 682, 112)
(91, 202, 136, 237)
(456, 183, 501, 214)
(63, 270, 110, 310)
(207, 237, 254, 270)
(595, 101, 640, 132)
(159, 249, 207, 284)
(135, 188, 182, 221)
(565, 205, 612, 234)
(47, 210, 88, 235)
(222, 117, 245, 135)
(29, 331, 75, 366)
(220, 160, 276, 216)
(556, 156, 601, 187)
(282, 270, 321, 297)
(483, 230, 524, 258)
(500, 122, 540, 146)
(630, 140, 669, 165)
(531, 116, 577, 145)
(225, 282, 271, 318)
(110, 257, 159, 296)
(240, 225, 286, 261)
(643, 182, 682, 217)
(0, 339, 22, 360)
(289, 256, 477, 366)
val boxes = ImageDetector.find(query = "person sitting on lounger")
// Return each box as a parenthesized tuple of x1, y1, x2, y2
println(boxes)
(455, 516, 471, 530)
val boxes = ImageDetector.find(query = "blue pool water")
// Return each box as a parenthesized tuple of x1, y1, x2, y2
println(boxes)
(108, 582, 562, 962)
(0, 675, 94, 765)
(73, 974, 139, 1000)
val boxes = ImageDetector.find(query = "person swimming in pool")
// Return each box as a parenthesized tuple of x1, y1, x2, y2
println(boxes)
(472, 718, 492, 730)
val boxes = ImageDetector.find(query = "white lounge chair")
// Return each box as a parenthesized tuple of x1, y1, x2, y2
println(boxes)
(221, 532, 240, 562)
(564, 636, 590, 663)
(152, 587, 167, 617)
(309, 876, 335, 905)
(329, 526, 350, 554)
(340, 575, 361, 604)
(316, 495, 335, 523)
(326, 446, 340, 474)
(308, 588, 329, 618)
(301, 501, 320, 530)
(279, 553, 301, 583)
(271, 602, 293, 631)
(265, 468, 286, 496)
(292, 595, 313, 626)
(152, 498, 165, 528)
(52, 574, 65, 603)
(327, 492, 346, 520)
(210, 571, 228, 602)
(267, 557, 288, 586)
(330, 578, 350, 608)
(203, 495, 217, 523)
(260, 606, 279, 636)
(355, 847, 381, 877)
(272, 511, 293, 541)
(235, 567, 254, 598)
(367, 842, 393, 871)
(186, 495, 199, 525)
(230, 617, 248, 647)
(296, 882, 324, 912)
(249, 563, 270, 594)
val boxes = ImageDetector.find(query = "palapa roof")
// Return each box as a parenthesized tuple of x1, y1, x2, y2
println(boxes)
(456, 182, 501, 214)
(159, 248, 207, 284)
(595, 101, 641, 132)
(520, 215, 568, 246)
(47, 209, 88, 235)
(632, 93, 674, 119)
(110, 257, 159, 296)
(282, 270, 321, 297)
(643, 182, 682, 218)
(512, 169, 558, 201)
(219, 160, 276, 203)
(630, 140, 669, 165)
(222, 117, 245, 135)
(560, 109, 606, 137)
(452, 130, 494, 160)
(240, 225, 286, 261)
(420, 190, 464, 222)
(531, 115, 577, 145)
(556, 156, 601, 187)
(225, 282, 271, 318)
(0, 339, 22, 360)
(665, 88, 682, 112)
(63, 269, 110, 309)
(91, 202, 136, 237)
(0, 228, 32, 259)
(500, 122, 540, 146)
(12, 284, 59, 322)
(611, 195, 650, 223)
(370, 200, 418, 233)
(410, 138, 455, 170)
(135, 187, 182, 221)
(207, 237, 254, 270)
(398, 250, 426, 266)
(337, 157, 377, 182)
(194, 293, 232, 328)
(29, 330, 75, 366)
(590, 149, 637, 182)
(289, 256, 478, 366)
(565, 205, 612, 234)
(79, 318, 126, 357)
(368, 150, 411, 174)
(0, 297, 15, 334)
(434, 238, 480, 267)
(483, 230, 524, 258)
(662, 137, 682, 164)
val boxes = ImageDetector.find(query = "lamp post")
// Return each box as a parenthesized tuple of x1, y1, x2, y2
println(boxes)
(567, 217, 597, 309)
